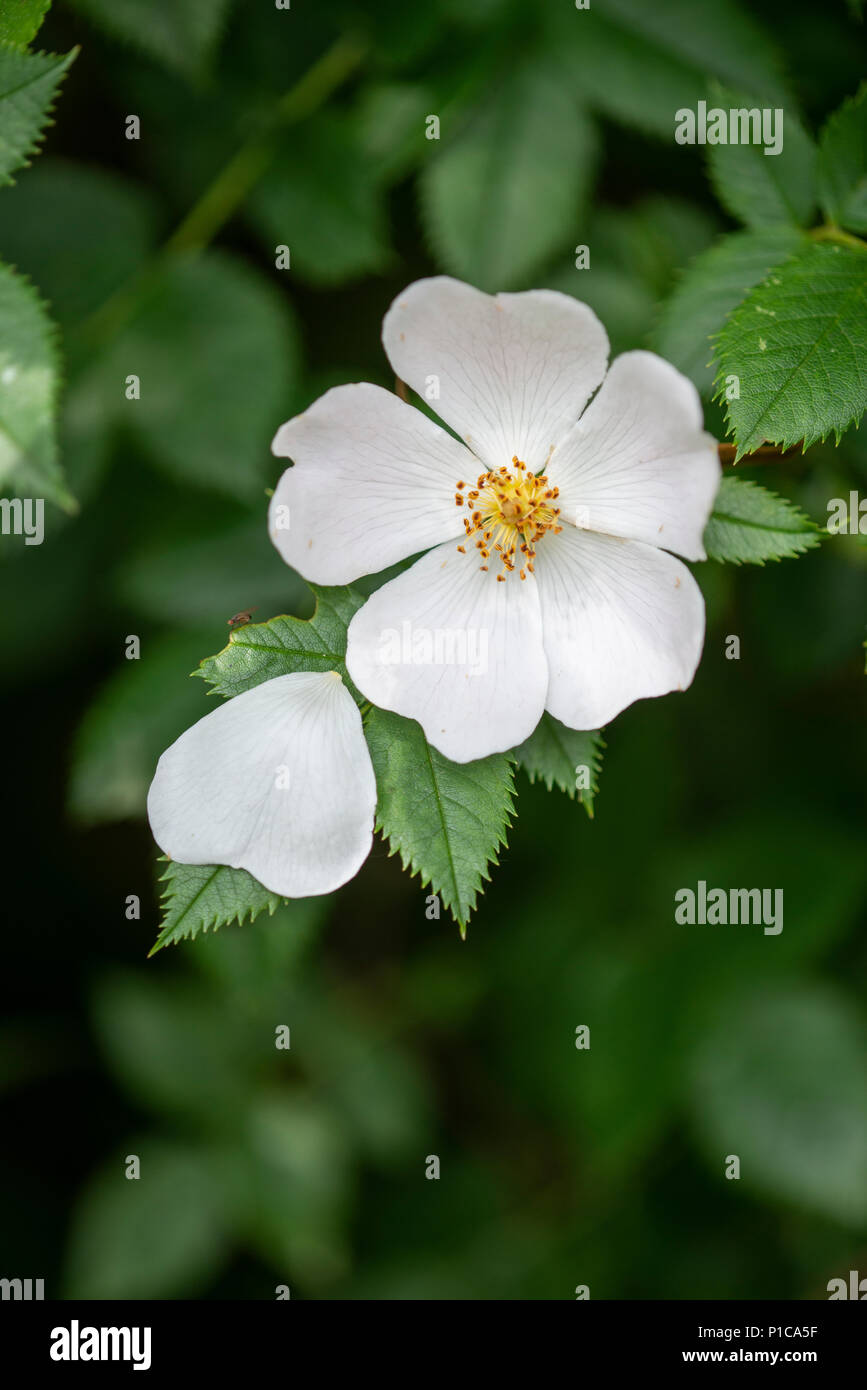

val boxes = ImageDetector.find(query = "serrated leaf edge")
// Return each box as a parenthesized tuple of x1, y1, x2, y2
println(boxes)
(371, 735, 517, 934)
(704, 477, 822, 565)
(0, 45, 77, 188)
(517, 721, 605, 818)
(150, 857, 285, 955)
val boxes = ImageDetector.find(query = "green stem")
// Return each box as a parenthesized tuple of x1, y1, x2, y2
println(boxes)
(809, 223, 867, 252)
(78, 33, 367, 348)
(165, 34, 367, 257)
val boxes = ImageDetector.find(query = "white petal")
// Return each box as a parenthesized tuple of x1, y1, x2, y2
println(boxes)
(535, 527, 706, 730)
(345, 542, 548, 762)
(382, 277, 609, 475)
(548, 351, 720, 560)
(147, 672, 376, 898)
(269, 382, 472, 583)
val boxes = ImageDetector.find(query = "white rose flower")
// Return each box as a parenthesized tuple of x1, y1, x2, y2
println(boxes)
(269, 277, 721, 763)
(147, 671, 376, 896)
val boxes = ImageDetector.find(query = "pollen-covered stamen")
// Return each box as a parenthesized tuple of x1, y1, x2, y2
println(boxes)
(456, 455, 561, 578)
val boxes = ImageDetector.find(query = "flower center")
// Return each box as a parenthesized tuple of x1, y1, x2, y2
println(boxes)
(453, 457, 562, 580)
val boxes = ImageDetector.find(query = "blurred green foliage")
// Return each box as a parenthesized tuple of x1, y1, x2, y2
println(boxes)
(1, 0, 866, 1300)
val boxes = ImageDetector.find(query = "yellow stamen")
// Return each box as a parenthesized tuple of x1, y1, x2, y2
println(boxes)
(456, 457, 562, 577)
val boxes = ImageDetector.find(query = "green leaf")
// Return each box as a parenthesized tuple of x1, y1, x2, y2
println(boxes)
(152, 858, 283, 954)
(63, 1139, 228, 1298)
(705, 90, 817, 229)
(818, 82, 867, 234)
(548, 0, 787, 140)
(654, 226, 806, 392)
(555, 17, 707, 141)
(713, 242, 867, 457)
(514, 714, 603, 818)
(0, 43, 75, 186)
(248, 113, 392, 286)
(0, 159, 160, 331)
(703, 476, 820, 564)
(689, 983, 867, 1225)
(68, 0, 232, 80)
(0, 259, 71, 507)
(233, 1095, 352, 1284)
(601, 0, 788, 103)
(364, 706, 516, 932)
(355, 81, 436, 185)
(91, 969, 263, 1114)
(590, 196, 720, 299)
(109, 251, 300, 501)
(67, 627, 216, 826)
(0, 1, 51, 46)
(289, 995, 431, 1163)
(549, 195, 718, 358)
(420, 53, 597, 290)
(196, 585, 366, 699)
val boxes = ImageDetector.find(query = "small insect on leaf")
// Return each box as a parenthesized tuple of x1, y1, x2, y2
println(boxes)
(227, 607, 258, 629)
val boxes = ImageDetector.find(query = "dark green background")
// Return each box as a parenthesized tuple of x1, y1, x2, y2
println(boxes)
(1, 0, 866, 1299)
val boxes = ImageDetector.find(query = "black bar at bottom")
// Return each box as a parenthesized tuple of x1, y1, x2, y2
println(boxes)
(0, 1299, 864, 1373)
